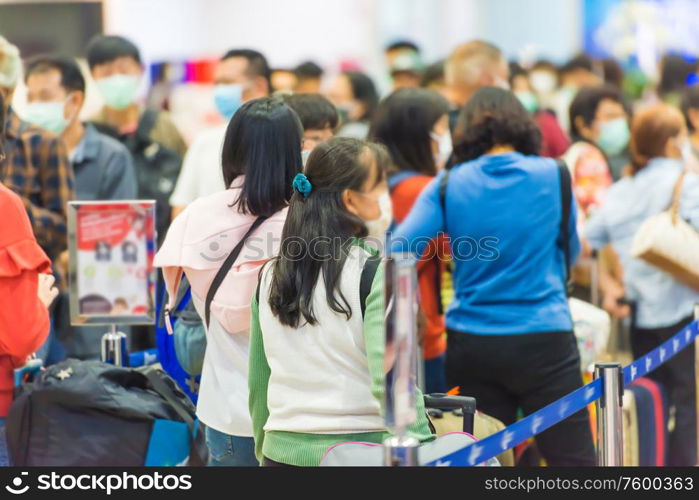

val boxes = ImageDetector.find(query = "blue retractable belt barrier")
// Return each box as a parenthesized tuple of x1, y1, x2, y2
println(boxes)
(425, 320, 699, 466)
(129, 348, 159, 367)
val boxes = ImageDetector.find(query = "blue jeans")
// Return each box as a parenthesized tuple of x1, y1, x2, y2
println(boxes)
(205, 426, 258, 466)
(424, 354, 447, 394)
(0, 418, 8, 466)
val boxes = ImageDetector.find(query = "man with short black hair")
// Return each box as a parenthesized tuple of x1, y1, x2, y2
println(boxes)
(553, 54, 602, 134)
(23, 55, 138, 360)
(294, 61, 323, 94)
(282, 93, 338, 153)
(86, 35, 186, 157)
(170, 48, 271, 217)
(24, 56, 137, 201)
(385, 40, 424, 90)
(385, 40, 420, 67)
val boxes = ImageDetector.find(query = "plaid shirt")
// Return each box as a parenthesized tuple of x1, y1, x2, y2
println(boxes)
(0, 108, 74, 261)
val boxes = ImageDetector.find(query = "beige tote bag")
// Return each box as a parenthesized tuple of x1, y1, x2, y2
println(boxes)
(631, 171, 699, 292)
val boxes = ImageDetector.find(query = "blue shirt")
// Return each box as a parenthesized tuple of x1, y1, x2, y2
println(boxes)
(391, 152, 579, 335)
(585, 158, 699, 329)
(71, 123, 137, 201)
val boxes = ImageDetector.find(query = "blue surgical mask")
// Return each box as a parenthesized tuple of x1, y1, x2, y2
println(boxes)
(24, 98, 72, 135)
(596, 117, 629, 156)
(214, 84, 243, 120)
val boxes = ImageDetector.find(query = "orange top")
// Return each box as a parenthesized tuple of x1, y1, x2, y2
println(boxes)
(391, 174, 448, 360)
(0, 183, 52, 416)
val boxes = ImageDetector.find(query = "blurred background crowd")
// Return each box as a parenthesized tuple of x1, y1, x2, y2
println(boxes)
(1, 0, 699, 467)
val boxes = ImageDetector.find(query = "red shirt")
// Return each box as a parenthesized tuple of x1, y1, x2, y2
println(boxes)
(536, 110, 570, 158)
(0, 183, 52, 416)
(391, 174, 448, 360)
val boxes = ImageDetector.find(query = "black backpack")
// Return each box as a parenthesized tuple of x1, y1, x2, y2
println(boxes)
(94, 110, 182, 243)
(7, 360, 207, 466)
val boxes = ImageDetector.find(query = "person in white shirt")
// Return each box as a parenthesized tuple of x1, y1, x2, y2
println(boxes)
(155, 97, 303, 466)
(169, 49, 271, 218)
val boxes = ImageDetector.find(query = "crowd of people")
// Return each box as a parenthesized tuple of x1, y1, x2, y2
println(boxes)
(0, 30, 698, 467)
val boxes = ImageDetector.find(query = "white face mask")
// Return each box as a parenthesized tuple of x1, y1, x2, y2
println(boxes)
(530, 71, 557, 94)
(301, 150, 311, 168)
(364, 191, 393, 246)
(431, 131, 453, 170)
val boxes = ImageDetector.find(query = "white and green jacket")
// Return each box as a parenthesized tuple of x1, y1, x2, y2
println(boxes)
(248, 242, 432, 466)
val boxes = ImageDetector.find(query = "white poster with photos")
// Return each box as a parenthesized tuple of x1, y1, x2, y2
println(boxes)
(67, 201, 156, 325)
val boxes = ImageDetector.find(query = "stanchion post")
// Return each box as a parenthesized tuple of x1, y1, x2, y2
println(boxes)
(694, 304, 699, 466)
(101, 324, 129, 366)
(383, 255, 420, 466)
(594, 362, 624, 466)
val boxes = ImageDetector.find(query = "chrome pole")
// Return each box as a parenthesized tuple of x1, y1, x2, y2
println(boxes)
(101, 324, 129, 366)
(594, 362, 624, 466)
(383, 254, 420, 466)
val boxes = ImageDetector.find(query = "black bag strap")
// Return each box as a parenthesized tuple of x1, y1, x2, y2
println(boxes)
(142, 369, 195, 428)
(435, 170, 451, 314)
(556, 159, 573, 291)
(136, 109, 159, 144)
(141, 368, 208, 466)
(123, 109, 159, 153)
(438, 169, 450, 223)
(360, 254, 382, 318)
(205, 216, 267, 328)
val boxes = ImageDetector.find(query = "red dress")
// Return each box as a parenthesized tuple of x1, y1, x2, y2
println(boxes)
(0, 183, 52, 416)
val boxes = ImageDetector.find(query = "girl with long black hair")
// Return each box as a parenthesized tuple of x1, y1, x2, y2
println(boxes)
(248, 137, 431, 466)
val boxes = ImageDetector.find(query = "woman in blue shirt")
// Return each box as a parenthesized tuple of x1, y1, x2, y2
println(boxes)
(391, 87, 595, 466)
(585, 104, 699, 465)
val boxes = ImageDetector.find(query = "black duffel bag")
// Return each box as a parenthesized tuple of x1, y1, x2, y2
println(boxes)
(7, 359, 207, 466)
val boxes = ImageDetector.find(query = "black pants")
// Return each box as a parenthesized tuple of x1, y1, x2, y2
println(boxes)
(631, 316, 697, 466)
(446, 329, 596, 466)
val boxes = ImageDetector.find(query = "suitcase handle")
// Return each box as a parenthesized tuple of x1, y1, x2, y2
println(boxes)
(424, 393, 477, 434)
